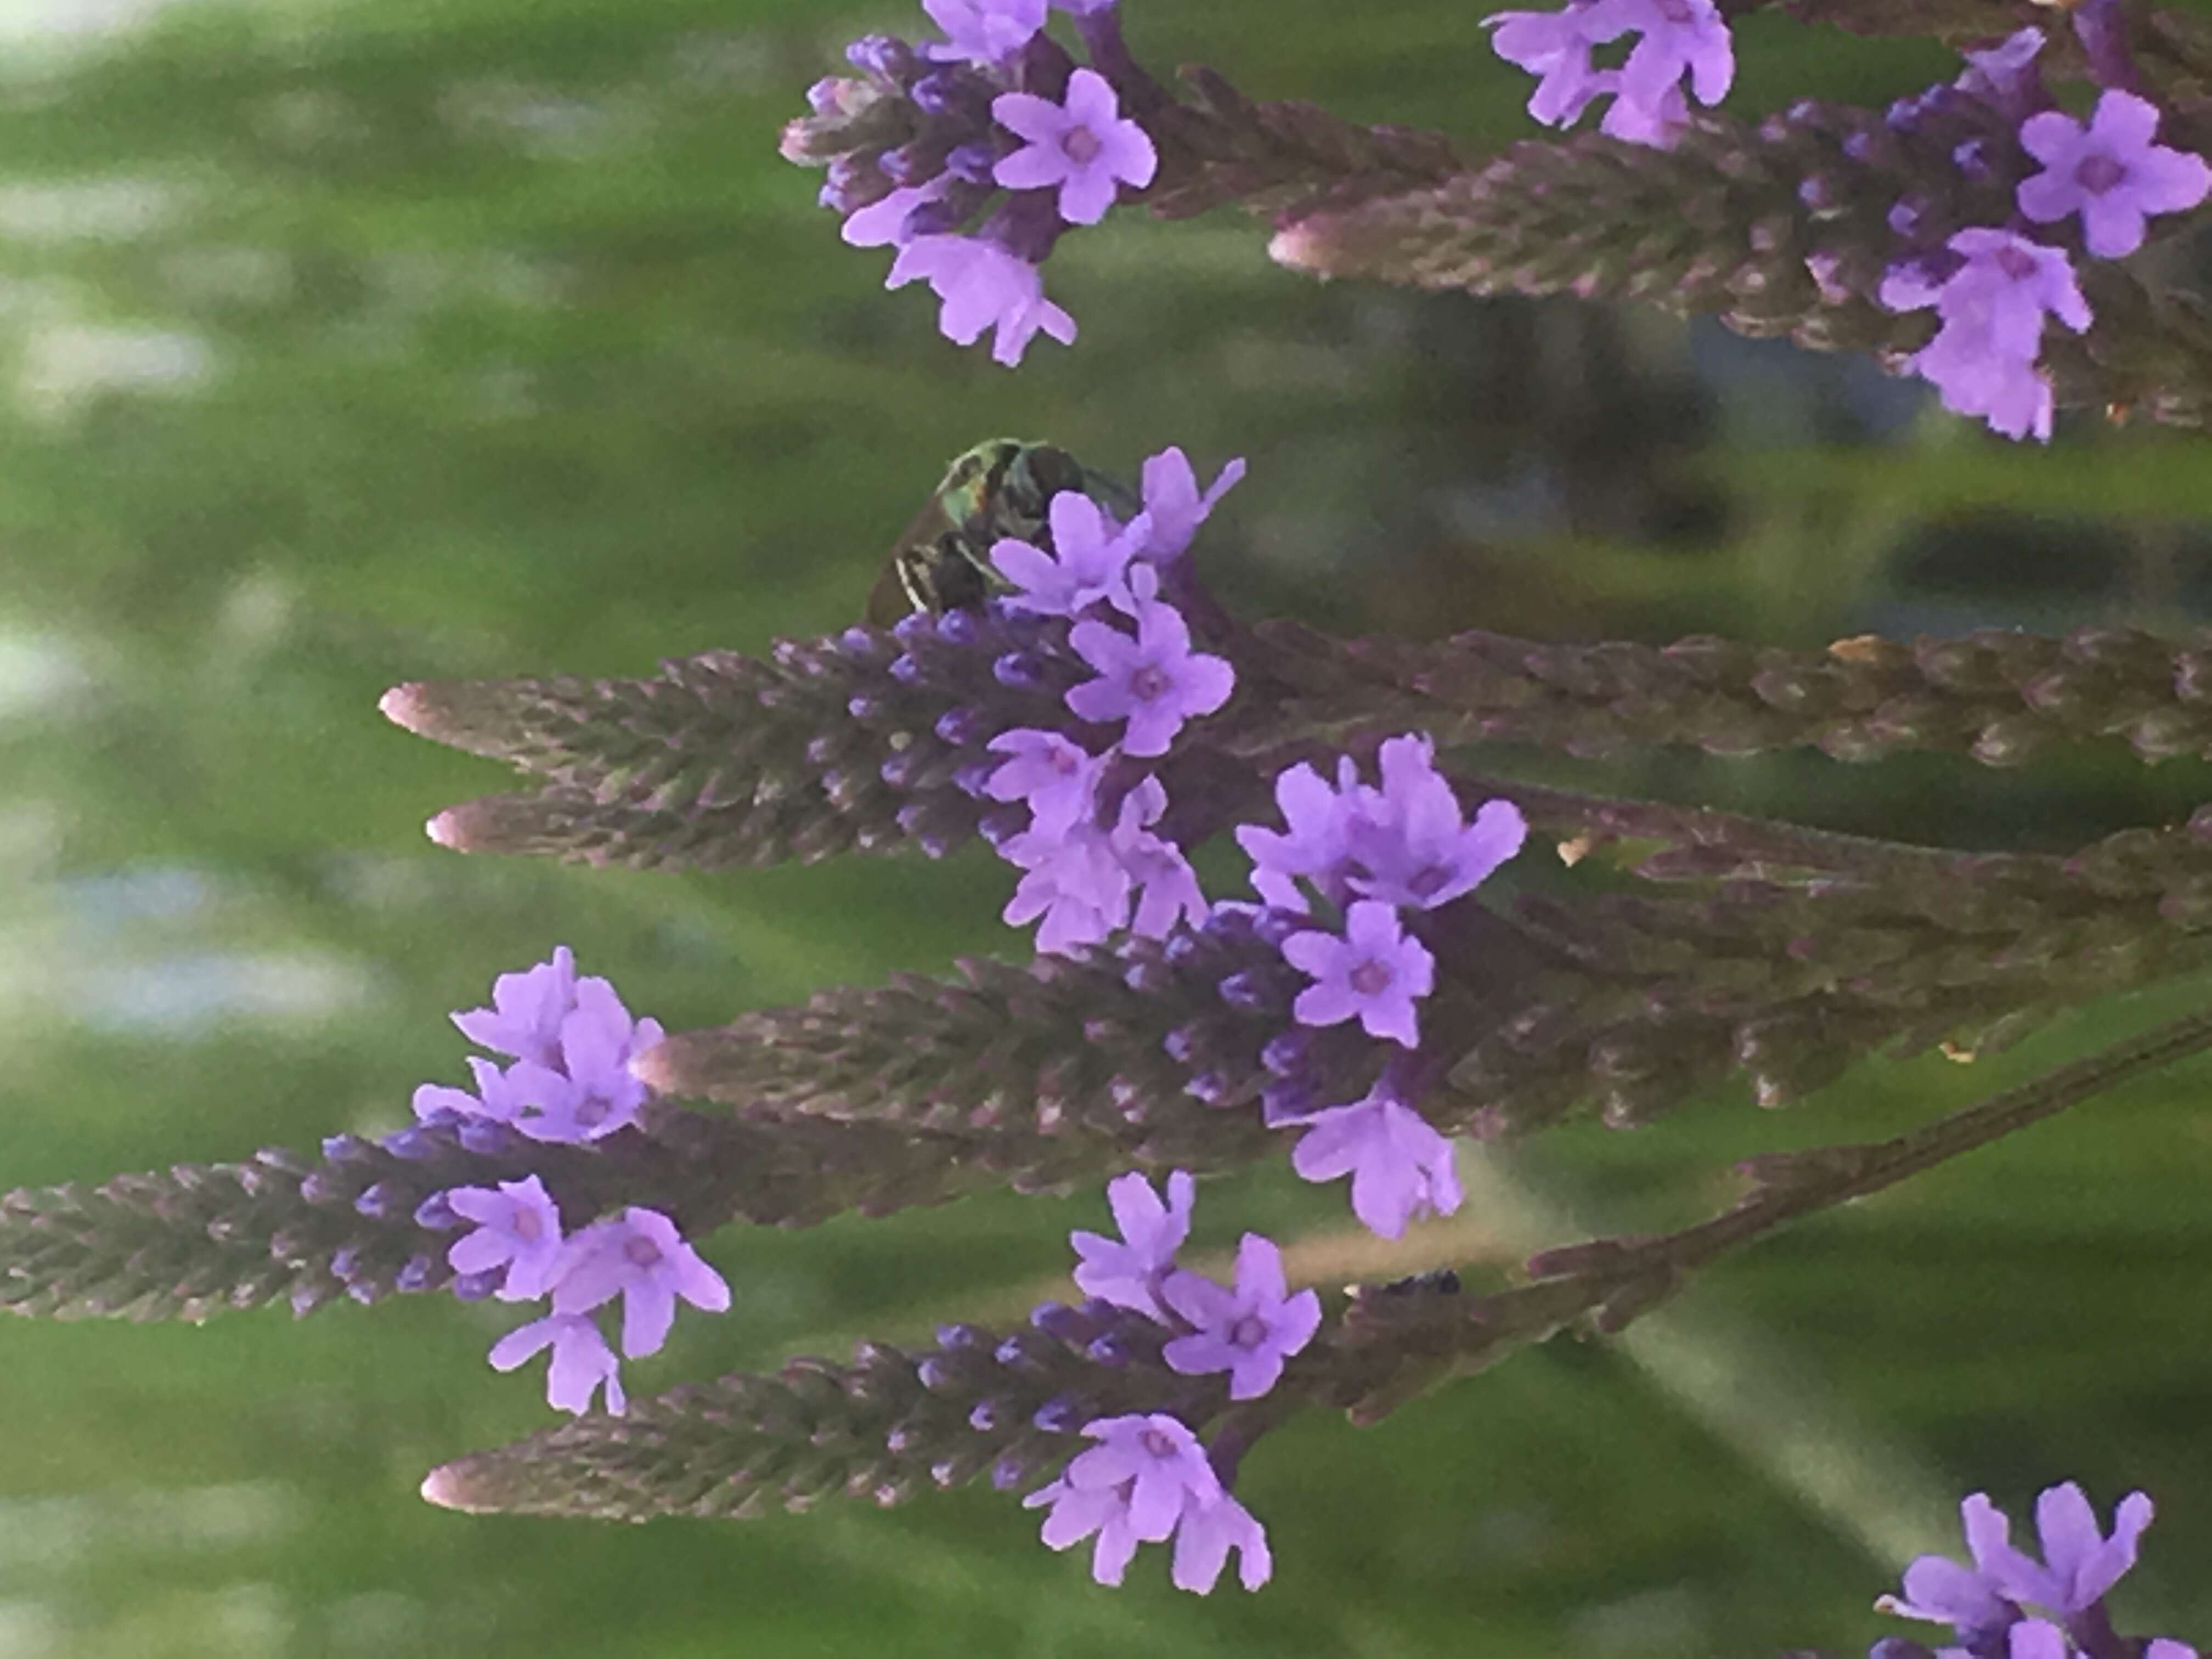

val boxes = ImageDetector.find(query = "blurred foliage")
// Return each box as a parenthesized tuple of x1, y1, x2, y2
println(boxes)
(0, 0, 2209, 1655)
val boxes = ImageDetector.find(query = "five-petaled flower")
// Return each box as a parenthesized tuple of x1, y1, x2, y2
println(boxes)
(921, 0, 1046, 66)
(993, 68, 1158, 226)
(993, 489, 1143, 617)
(445, 1175, 567, 1302)
(888, 234, 1077, 367)
(1023, 1413, 1269, 1592)
(1281, 900, 1436, 1047)
(1161, 1234, 1322, 1398)
(2017, 90, 2212, 259)
(1070, 1169, 1195, 1320)
(1880, 230, 2091, 442)
(1065, 570, 1236, 756)
(985, 727, 1107, 835)
(550, 1206, 733, 1359)
(1284, 1081, 1463, 1239)
(488, 1312, 628, 1416)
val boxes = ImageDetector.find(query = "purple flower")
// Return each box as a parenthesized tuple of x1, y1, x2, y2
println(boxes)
(1134, 447, 1245, 562)
(921, 0, 1046, 66)
(1070, 1169, 1194, 1320)
(1160, 1234, 1322, 1398)
(488, 1313, 627, 1415)
(1022, 1413, 1234, 1587)
(888, 234, 1078, 366)
(1980, 1482, 2154, 1613)
(412, 1055, 523, 1122)
(507, 978, 664, 1144)
(1347, 736, 1527, 910)
(451, 946, 575, 1067)
(993, 69, 1158, 227)
(1001, 820, 1132, 951)
(1285, 1082, 1461, 1239)
(993, 490, 1143, 617)
(985, 728, 1107, 835)
(1595, 0, 1733, 121)
(1065, 578, 1236, 757)
(1110, 777, 1209, 938)
(1486, 2, 1612, 128)
(1169, 1487, 1271, 1593)
(2146, 1643, 2198, 1659)
(1280, 900, 1435, 1048)
(1955, 26, 2046, 119)
(549, 1206, 732, 1359)
(1876, 1492, 2030, 1635)
(2017, 91, 2211, 259)
(444, 1175, 566, 1302)
(2006, 1623, 2068, 1659)
(1880, 230, 2090, 442)
(1235, 758, 1359, 912)
(842, 177, 951, 250)
(1600, 79, 1688, 147)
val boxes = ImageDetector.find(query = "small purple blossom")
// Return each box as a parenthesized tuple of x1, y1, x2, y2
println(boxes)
(444, 1174, 566, 1302)
(993, 490, 1143, 617)
(451, 946, 575, 1067)
(1486, 2, 1612, 129)
(2017, 91, 2212, 259)
(842, 177, 952, 250)
(1285, 1082, 1462, 1239)
(993, 69, 1158, 228)
(1070, 1169, 1194, 1320)
(1111, 777, 1209, 938)
(1001, 819, 1132, 951)
(888, 234, 1077, 366)
(1600, 0, 1733, 120)
(507, 977, 664, 1144)
(1280, 900, 1435, 1048)
(550, 1206, 732, 1359)
(1876, 1491, 2035, 1637)
(412, 1055, 522, 1123)
(985, 728, 1107, 834)
(1347, 736, 1527, 910)
(1880, 230, 2091, 442)
(1955, 26, 2046, 120)
(1135, 447, 1245, 562)
(1235, 758, 1359, 912)
(1160, 1234, 1322, 1399)
(1023, 1413, 1262, 1590)
(921, 0, 1046, 66)
(1065, 579, 1236, 757)
(1487, 0, 1731, 147)
(1982, 1482, 2154, 1613)
(487, 1313, 627, 1415)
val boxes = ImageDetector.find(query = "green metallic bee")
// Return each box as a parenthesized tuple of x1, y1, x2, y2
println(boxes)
(865, 438, 1142, 626)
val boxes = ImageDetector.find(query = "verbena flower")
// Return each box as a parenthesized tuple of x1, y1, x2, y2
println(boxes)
(411, 1056, 522, 1123)
(1070, 1169, 1195, 1320)
(1065, 572, 1237, 758)
(1348, 735, 1528, 910)
(445, 1175, 566, 1302)
(1001, 817, 1135, 951)
(488, 1312, 627, 1415)
(992, 68, 1158, 226)
(1235, 758, 1361, 912)
(1023, 1413, 1268, 1592)
(1281, 899, 1435, 1048)
(1111, 777, 1209, 939)
(1486, 0, 1733, 148)
(984, 727, 1106, 834)
(451, 945, 577, 1067)
(1283, 1080, 1462, 1239)
(549, 1206, 732, 1359)
(922, 0, 1046, 66)
(993, 489, 1144, 617)
(887, 234, 1079, 366)
(1880, 230, 2091, 442)
(2017, 91, 2211, 259)
(510, 978, 664, 1144)
(1160, 1234, 1321, 1398)
(1979, 1482, 2154, 1614)
(1136, 449, 1245, 563)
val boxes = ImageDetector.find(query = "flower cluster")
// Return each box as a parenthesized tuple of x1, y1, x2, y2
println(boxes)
(975, 445, 1241, 953)
(1235, 736, 1527, 1237)
(1485, 0, 1734, 149)
(782, 0, 1159, 363)
(1028, 1171, 1317, 1591)
(410, 951, 730, 1414)
(1872, 26, 2208, 442)
(1871, 1481, 2196, 1659)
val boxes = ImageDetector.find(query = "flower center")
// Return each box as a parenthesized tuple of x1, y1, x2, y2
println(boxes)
(1063, 124, 1103, 166)
(1139, 1426, 1177, 1459)
(1349, 957, 1394, 997)
(1230, 1314, 1269, 1350)
(624, 1235, 663, 1269)
(1407, 865, 1449, 900)
(1993, 245, 2038, 282)
(1130, 664, 1171, 702)
(2075, 152, 2127, 195)
(514, 1211, 543, 1243)
(576, 1095, 609, 1126)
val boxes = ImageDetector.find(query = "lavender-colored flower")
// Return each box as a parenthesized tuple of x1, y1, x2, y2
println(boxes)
(445, 1175, 566, 1302)
(412, 1055, 523, 1123)
(1599, 78, 1687, 147)
(507, 979, 664, 1144)
(1280, 900, 1435, 1048)
(1169, 1488, 1271, 1593)
(921, 0, 1046, 66)
(887, 234, 1078, 366)
(1001, 819, 1132, 951)
(993, 69, 1158, 227)
(993, 490, 1143, 617)
(550, 1206, 732, 1359)
(985, 728, 1107, 834)
(1876, 1492, 2029, 1637)
(2145, 1643, 2198, 1659)
(1065, 583, 1235, 757)
(1347, 735, 1527, 910)
(1235, 758, 1359, 912)
(1160, 1234, 1322, 1399)
(1880, 230, 2090, 442)
(2017, 91, 2212, 259)
(1022, 1413, 1222, 1585)
(451, 945, 575, 1066)
(1285, 1083, 1462, 1239)
(1070, 1169, 1195, 1320)
(1955, 26, 2046, 119)
(1110, 777, 1209, 938)
(1981, 1482, 2154, 1613)
(842, 177, 951, 250)
(1485, 1, 1612, 128)
(1595, 0, 1733, 121)
(2006, 1623, 2068, 1659)
(488, 1312, 627, 1415)
(1134, 448, 1245, 562)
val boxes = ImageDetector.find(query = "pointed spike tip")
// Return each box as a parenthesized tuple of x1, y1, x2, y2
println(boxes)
(420, 1460, 488, 1512)
(379, 682, 436, 735)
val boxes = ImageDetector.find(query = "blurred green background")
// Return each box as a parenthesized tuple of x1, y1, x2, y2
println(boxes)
(3, 0, 2212, 1654)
